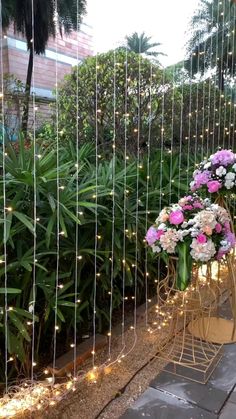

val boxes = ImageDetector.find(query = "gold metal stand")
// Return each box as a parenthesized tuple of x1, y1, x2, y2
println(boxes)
(189, 255, 236, 344)
(154, 259, 223, 383)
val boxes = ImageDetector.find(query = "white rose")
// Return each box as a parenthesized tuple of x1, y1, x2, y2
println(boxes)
(232, 163, 236, 171)
(181, 222, 188, 229)
(204, 162, 211, 169)
(216, 166, 227, 177)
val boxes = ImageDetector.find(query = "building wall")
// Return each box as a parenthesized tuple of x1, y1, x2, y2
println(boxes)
(1, 22, 93, 133)
(2, 23, 93, 98)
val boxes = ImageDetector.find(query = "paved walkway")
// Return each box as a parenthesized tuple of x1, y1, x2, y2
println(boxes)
(121, 302, 236, 419)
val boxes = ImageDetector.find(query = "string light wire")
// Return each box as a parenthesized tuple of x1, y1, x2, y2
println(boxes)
(144, 63, 152, 327)
(73, 0, 80, 378)
(0, 0, 8, 393)
(92, 54, 99, 368)
(108, 50, 116, 357)
(31, 0, 37, 382)
(52, 0, 60, 378)
(121, 47, 128, 350)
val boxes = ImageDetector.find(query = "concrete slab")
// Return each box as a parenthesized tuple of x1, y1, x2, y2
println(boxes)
(121, 387, 217, 419)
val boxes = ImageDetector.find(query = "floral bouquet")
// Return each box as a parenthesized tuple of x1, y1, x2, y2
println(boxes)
(145, 195, 235, 290)
(190, 149, 236, 195)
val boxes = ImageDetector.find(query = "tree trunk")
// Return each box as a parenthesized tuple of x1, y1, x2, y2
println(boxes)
(21, 44, 34, 135)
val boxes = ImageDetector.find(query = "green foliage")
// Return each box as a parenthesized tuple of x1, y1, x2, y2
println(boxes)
(185, 0, 236, 91)
(122, 32, 166, 63)
(0, 136, 193, 380)
(39, 49, 181, 155)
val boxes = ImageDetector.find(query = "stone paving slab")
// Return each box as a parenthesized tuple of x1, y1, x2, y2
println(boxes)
(219, 402, 236, 419)
(121, 387, 217, 419)
(150, 344, 236, 415)
(121, 343, 236, 418)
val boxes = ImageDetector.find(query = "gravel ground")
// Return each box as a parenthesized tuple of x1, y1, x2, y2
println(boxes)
(28, 303, 169, 419)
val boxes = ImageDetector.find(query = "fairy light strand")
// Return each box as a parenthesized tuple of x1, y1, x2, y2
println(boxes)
(217, 0, 226, 148)
(194, 30, 201, 165)
(144, 63, 152, 327)
(159, 68, 165, 209)
(52, 0, 60, 377)
(134, 43, 141, 335)
(92, 54, 99, 368)
(0, 0, 8, 392)
(73, 0, 80, 378)
(177, 61, 184, 199)
(222, 5, 230, 149)
(31, 0, 37, 382)
(121, 47, 128, 350)
(108, 49, 116, 357)
(229, 6, 236, 149)
(212, 0, 221, 153)
(186, 47, 193, 187)
(169, 63, 175, 204)
(206, 1, 214, 157)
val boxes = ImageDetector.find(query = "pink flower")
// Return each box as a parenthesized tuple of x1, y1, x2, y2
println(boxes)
(197, 234, 207, 244)
(215, 223, 222, 233)
(207, 180, 221, 193)
(224, 221, 231, 233)
(226, 232, 236, 247)
(211, 149, 235, 166)
(194, 170, 211, 187)
(202, 226, 213, 235)
(216, 249, 227, 260)
(182, 205, 193, 211)
(145, 226, 159, 246)
(156, 229, 165, 240)
(169, 210, 184, 225)
(193, 202, 204, 209)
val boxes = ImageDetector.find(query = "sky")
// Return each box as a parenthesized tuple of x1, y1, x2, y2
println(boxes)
(85, 0, 200, 66)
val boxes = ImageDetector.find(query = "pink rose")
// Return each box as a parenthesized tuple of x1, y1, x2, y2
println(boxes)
(169, 210, 184, 225)
(156, 229, 165, 240)
(215, 223, 222, 233)
(197, 234, 207, 244)
(145, 226, 159, 246)
(207, 180, 221, 193)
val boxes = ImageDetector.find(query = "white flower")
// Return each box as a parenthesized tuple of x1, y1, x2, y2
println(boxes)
(204, 198, 211, 207)
(225, 172, 235, 180)
(190, 238, 216, 262)
(159, 229, 179, 254)
(216, 166, 227, 177)
(232, 163, 236, 171)
(193, 210, 217, 230)
(225, 180, 234, 190)
(204, 162, 211, 169)
(181, 222, 188, 229)
(152, 245, 161, 253)
(158, 223, 167, 231)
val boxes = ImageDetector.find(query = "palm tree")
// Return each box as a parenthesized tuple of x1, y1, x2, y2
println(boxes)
(185, 0, 236, 90)
(124, 32, 166, 63)
(2, 0, 86, 133)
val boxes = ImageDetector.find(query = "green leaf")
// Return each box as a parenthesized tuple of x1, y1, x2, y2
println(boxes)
(0, 288, 22, 294)
(13, 211, 35, 235)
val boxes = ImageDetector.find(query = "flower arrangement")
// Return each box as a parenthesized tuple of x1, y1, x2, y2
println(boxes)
(190, 149, 236, 194)
(146, 195, 235, 290)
